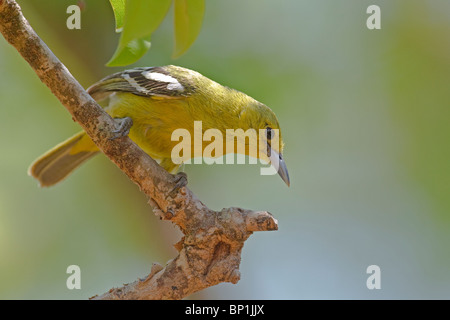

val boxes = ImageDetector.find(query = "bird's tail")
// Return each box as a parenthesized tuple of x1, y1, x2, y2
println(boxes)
(28, 131, 99, 187)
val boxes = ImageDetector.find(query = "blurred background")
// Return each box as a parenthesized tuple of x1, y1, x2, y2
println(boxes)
(0, 0, 449, 299)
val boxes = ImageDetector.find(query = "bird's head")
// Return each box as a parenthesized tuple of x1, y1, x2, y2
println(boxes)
(237, 101, 290, 186)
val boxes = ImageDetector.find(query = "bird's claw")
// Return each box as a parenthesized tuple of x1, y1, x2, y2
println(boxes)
(168, 172, 188, 198)
(109, 117, 133, 140)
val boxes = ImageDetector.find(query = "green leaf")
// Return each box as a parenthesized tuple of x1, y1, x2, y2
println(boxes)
(173, 0, 205, 59)
(121, 0, 172, 46)
(107, 0, 172, 66)
(109, 0, 125, 32)
(106, 34, 152, 67)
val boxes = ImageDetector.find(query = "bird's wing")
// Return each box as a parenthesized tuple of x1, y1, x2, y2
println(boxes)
(87, 66, 194, 101)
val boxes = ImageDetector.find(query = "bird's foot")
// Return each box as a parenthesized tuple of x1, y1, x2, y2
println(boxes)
(109, 117, 133, 140)
(168, 172, 188, 198)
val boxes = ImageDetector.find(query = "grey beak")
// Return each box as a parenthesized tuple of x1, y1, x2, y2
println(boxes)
(277, 153, 290, 187)
(269, 149, 290, 187)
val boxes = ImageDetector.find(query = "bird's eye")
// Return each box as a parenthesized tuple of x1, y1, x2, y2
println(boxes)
(266, 127, 273, 140)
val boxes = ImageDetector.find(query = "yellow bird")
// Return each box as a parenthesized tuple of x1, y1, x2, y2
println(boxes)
(28, 65, 289, 187)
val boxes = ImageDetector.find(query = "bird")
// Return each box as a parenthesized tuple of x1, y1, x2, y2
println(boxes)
(28, 65, 290, 187)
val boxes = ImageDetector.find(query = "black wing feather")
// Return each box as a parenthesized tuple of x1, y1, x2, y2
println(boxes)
(87, 66, 194, 100)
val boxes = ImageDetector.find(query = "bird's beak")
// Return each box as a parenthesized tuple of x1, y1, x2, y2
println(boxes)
(269, 149, 290, 187)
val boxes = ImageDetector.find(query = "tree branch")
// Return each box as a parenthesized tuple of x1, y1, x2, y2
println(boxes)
(0, 0, 278, 300)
